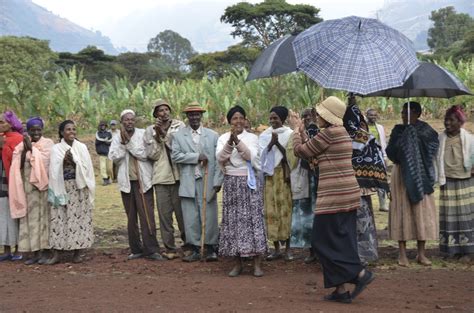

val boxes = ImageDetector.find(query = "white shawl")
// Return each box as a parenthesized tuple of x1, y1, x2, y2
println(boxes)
(436, 128, 474, 186)
(258, 126, 292, 176)
(48, 139, 95, 207)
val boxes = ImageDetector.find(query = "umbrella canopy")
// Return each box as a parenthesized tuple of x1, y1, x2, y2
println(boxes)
(292, 16, 419, 95)
(246, 35, 297, 81)
(364, 62, 472, 98)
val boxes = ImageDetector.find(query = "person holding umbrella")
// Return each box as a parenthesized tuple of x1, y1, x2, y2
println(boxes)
(171, 102, 223, 262)
(289, 96, 374, 303)
(386, 102, 439, 267)
(108, 110, 164, 261)
(435, 105, 474, 261)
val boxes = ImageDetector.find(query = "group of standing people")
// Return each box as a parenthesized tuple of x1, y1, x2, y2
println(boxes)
(1, 113, 94, 265)
(1, 94, 472, 304)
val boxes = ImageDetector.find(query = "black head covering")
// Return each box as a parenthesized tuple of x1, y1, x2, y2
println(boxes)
(226, 105, 246, 124)
(270, 106, 289, 123)
(58, 119, 75, 140)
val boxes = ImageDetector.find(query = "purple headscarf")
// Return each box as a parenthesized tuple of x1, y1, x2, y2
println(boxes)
(3, 110, 23, 133)
(26, 117, 44, 130)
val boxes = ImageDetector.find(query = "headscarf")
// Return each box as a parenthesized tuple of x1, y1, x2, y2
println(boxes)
(3, 110, 23, 133)
(58, 120, 75, 140)
(445, 105, 467, 125)
(226, 105, 246, 123)
(270, 106, 289, 123)
(26, 117, 44, 130)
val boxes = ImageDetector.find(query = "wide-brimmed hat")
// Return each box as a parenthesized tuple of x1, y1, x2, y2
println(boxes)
(152, 99, 171, 117)
(316, 96, 346, 126)
(182, 102, 206, 113)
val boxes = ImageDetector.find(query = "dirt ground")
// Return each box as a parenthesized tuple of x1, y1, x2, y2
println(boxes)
(1, 119, 473, 312)
(1, 247, 473, 313)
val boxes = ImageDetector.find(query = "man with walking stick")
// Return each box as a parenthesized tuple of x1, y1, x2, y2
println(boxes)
(171, 103, 223, 262)
(109, 109, 164, 261)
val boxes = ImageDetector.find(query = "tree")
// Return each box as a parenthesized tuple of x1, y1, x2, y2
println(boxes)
(188, 44, 260, 79)
(221, 0, 322, 48)
(147, 30, 196, 72)
(115, 52, 183, 83)
(56, 46, 126, 85)
(427, 6, 474, 51)
(0, 36, 57, 115)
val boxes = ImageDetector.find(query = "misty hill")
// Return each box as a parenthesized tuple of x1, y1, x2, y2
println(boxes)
(378, 0, 474, 50)
(0, 0, 118, 54)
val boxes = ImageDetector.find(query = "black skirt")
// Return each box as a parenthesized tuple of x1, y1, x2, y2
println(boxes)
(312, 210, 364, 288)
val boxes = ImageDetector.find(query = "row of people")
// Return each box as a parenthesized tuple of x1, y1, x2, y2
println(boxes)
(1, 97, 472, 301)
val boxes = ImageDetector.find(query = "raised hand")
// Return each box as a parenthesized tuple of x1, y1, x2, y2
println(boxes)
(23, 134, 32, 152)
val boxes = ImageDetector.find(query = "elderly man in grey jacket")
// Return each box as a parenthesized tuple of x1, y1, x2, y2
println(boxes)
(171, 103, 224, 262)
(144, 99, 186, 260)
(109, 109, 164, 261)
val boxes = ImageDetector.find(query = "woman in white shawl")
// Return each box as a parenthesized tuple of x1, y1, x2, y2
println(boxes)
(259, 106, 293, 261)
(9, 117, 54, 265)
(46, 120, 95, 265)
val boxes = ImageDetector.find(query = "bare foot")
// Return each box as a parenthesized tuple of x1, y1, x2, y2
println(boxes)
(416, 255, 432, 266)
(398, 257, 409, 267)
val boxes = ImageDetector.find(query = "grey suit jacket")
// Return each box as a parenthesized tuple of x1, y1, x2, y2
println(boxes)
(171, 126, 224, 200)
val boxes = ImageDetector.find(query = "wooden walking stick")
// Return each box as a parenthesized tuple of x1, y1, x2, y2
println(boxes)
(133, 156, 153, 236)
(200, 162, 209, 260)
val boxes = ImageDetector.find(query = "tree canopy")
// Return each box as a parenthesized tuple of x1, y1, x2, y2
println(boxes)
(427, 6, 474, 61)
(0, 36, 57, 115)
(147, 30, 196, 72)
(221, 0, 322, 48)
(427, 6, 474, 50)
(188, 44, 260, 79)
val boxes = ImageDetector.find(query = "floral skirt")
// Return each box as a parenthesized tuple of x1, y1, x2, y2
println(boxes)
(218, 175, 267, 257)
(49, 180, 93, 250)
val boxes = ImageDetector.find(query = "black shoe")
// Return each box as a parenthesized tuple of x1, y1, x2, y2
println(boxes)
(324, 291, 352, 304)
(266, 252, 282, 261)
(182, 251, 201, 262)
(127, 253, 143, 260)
(146, 252, 165, 261)
(351, 270, 375, 300)
(206, 252, 218, 262)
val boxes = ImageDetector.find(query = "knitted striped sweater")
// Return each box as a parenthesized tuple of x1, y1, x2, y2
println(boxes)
(293, 126, 360, 215)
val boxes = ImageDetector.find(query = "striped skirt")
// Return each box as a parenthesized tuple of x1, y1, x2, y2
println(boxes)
(439, 177, 474, 256)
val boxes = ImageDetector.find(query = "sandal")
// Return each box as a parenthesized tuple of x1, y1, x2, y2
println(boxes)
(11, 254, 23, 261)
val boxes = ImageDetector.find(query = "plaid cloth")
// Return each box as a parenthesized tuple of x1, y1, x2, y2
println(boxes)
(292, 16, 419, 95)
(0, 159, 8, 197)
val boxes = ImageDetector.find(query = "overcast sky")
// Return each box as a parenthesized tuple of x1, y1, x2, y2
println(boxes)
(31, 0, 387, 51)
(32, 0, 386, 30)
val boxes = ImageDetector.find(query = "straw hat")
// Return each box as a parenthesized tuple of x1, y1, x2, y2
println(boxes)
(182, 101, 206, 113)
(316, 96, 346, 126)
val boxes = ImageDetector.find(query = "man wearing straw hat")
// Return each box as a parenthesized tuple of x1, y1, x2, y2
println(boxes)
(144, 99, 187, 260)
(171, 102, 224, 262)
(109, 109, 164, 261)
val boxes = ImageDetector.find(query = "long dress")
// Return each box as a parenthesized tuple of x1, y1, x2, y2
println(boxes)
(437, 132, 474, 255)
(259, 126, 293, 242)
(0, 160, 17, 247)
(49, 167, 94, 250)
(18, 161, 50, 252)
(217, 131, 267, 257)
